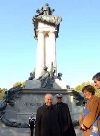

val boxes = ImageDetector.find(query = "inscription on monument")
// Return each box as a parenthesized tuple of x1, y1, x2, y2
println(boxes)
(23, 102, 43, 107)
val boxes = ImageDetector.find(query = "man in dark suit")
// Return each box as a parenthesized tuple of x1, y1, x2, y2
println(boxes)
(35, 94, 62, 136)
(55, 94, 76, 136)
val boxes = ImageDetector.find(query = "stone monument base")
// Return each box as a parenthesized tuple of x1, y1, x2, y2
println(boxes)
(24, 80, 41, 89)
(53, 79, 66, 89)
(0, 88, 83, 136)
(24, 79, 67, 89)
(3, 88, 82, 124)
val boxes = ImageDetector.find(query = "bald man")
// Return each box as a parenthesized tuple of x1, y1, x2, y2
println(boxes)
(35, 94, 62, 136)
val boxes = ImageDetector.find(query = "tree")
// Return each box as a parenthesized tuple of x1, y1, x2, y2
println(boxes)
(13, 82, 22, 87)
(21, 81, 26, 87)
(13, 81, 26, 88)
(0, 88, 8, 100)
(74, 81, 100, 97)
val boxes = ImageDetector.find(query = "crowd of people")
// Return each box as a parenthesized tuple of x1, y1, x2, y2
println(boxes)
(29, 72, 100, 136)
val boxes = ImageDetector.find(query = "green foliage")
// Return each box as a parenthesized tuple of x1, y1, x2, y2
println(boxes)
(0, 81, 26, 100)
(74, 81, 100, 97)
(13, 81, 26, 88)
(21, 81, 26, 87)
(13, 82, 22, 87)
(0, 88, 8, 100)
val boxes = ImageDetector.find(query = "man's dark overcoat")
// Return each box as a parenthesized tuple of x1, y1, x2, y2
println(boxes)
(35, 104, 62, 136)
(55, 102, 76, 136)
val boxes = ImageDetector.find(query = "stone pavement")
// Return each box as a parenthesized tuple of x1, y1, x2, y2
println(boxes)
(0, 123, 83, 136)
(75, 126, 83, 136)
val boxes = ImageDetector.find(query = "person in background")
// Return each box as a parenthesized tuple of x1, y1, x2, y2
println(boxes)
(92, 72, 100, 89)
(35, 93, 62, 136)
(55, 94, 76, 136)
(79, 85, 100, 136)
(29, 113, 36, 136)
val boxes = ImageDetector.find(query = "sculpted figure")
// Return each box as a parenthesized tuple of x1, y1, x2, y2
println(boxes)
(1, 116, 29, 128)
(57, 72, 62, 80)
(0, 99, 7, 115)
(36, 3, 55, 15)
(42, 3, 50, 15)
(37, 66, 51, 88)
(36, 9, 43, 15)
(0, 85, 22, 122)
(28, 69, 35, 80)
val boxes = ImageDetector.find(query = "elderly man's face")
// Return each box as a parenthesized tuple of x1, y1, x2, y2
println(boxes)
(45, 94, 53, 106)
(93, 78, 100, 89)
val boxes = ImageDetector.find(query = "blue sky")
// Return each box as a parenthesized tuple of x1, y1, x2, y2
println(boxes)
(0, 0, 100, 89)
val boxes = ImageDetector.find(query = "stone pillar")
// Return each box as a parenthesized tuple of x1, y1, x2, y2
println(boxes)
(35, 31, 45, 79)
(48, 31, 57, 75)
(45, 34, 51, 71)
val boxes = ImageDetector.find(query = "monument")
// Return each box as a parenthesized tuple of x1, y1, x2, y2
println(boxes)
(25, 3, 67, 90)
(0, 3, 83, 136)
(33, 3, 60, 78)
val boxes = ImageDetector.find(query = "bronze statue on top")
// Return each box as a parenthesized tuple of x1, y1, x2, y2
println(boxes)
(36, 3, 55, 16)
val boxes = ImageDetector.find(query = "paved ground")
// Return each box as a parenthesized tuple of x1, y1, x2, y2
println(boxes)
(0, 122, 83, 136)
(75, 126, 83, 136)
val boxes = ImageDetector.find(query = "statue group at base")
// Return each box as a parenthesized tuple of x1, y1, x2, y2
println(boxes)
(28, 64, 62, 89)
